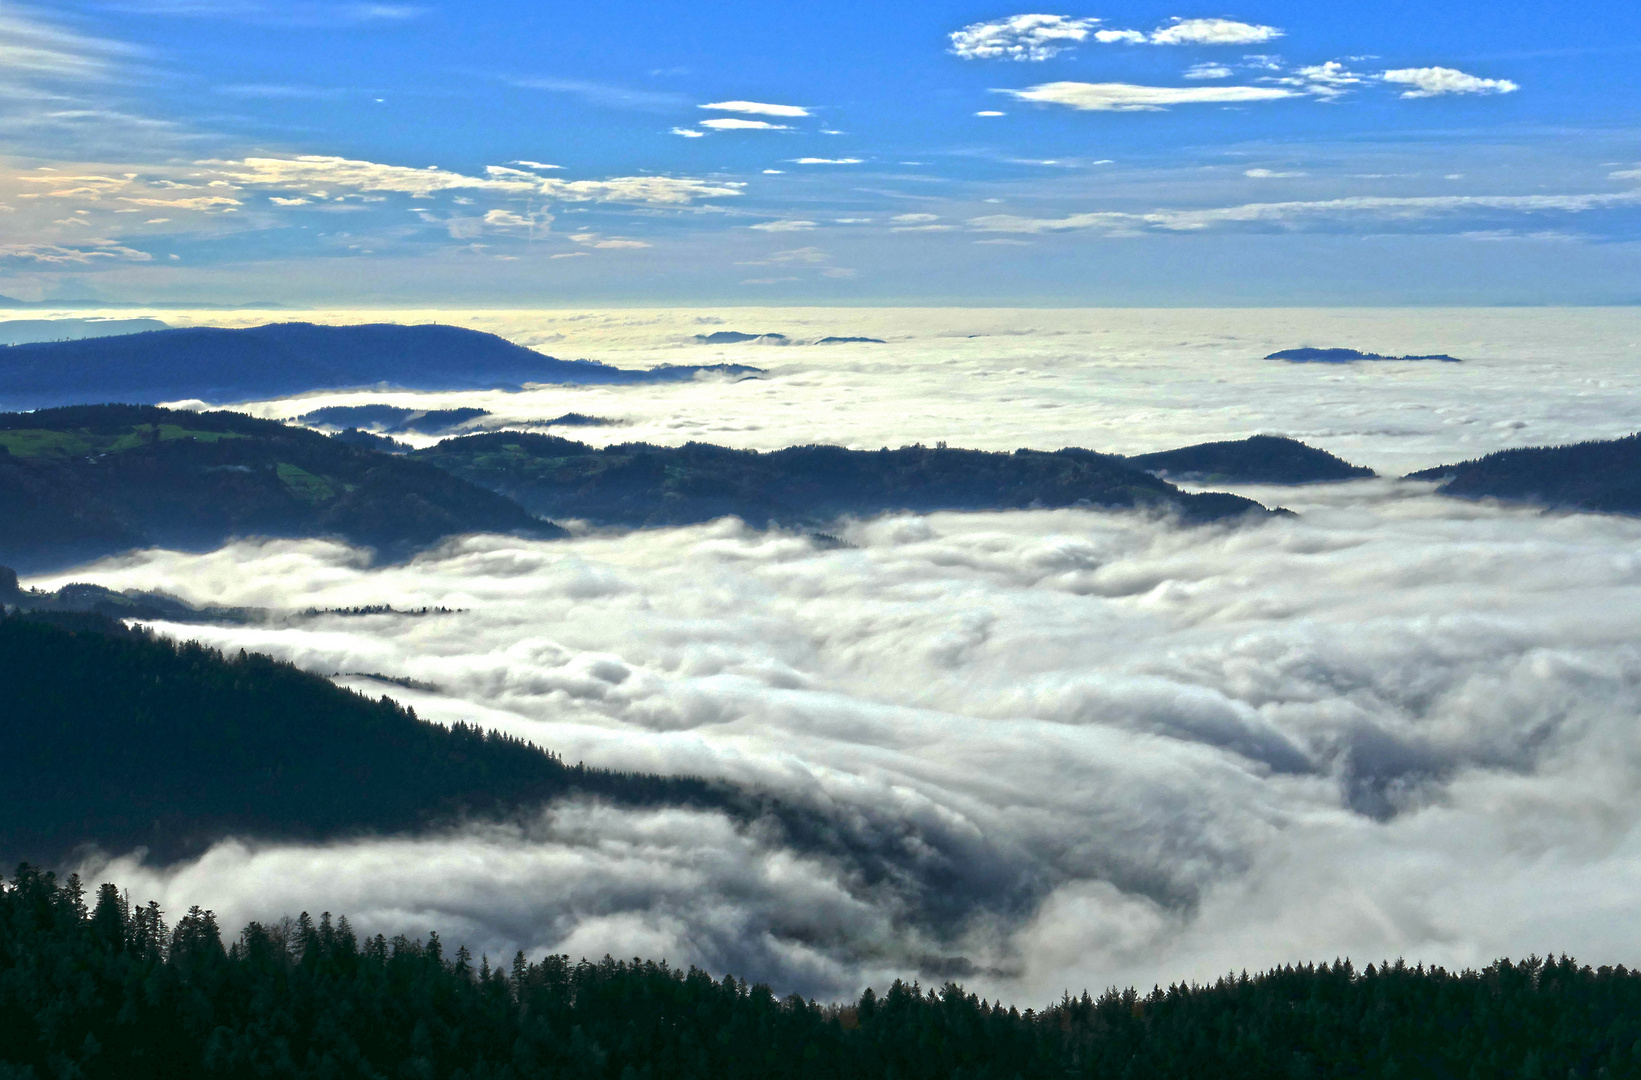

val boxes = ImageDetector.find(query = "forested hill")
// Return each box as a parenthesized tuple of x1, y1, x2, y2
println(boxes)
(0, 322, 762, 409)
(410, 434, 1274, 528)
(1126, 435, 1376, 484)
(1407, 433, 1641, 515)
(4, 866, 1639, 1080)
(0, 612, 732, 867)
(0, 404, 561, 571)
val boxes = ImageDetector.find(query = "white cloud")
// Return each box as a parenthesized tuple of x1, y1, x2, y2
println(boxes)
(1184, 63, 1232, 80)
(1093, 28, 1146, 43)
(1244, 168, 1306, 178)
(100, 2, 425, 27)
(1380, 66, 1520, 98)
(510, 160, 563, 170)
(0, 240, 150, 262)
(967, 187, 1641, 234)
(891, 213, 940, 223)
(698, 118, 790, 131)
(118, 195, 241, 211)
(569, 231, 650, 249)
(1002, 81, 1297, 111)
(749, 219, 818, 231)
(789, 157, 863, 165)
(737, 246, 829, 265)
(483, 208, 552, 231)
(949, 14, 1101, 61)
(1276, 61, 1367, 98)
(209, 155, 743, 204)
(974, 110, 1007, 116)
(762, 169, 784, 174)
(699, 100, 810, 118)
(670, 127, 706, 137)
(1149, 18, 1282, 45)
(1610, 167, 1641, 180)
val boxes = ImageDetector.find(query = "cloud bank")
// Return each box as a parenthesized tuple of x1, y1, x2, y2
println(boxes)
(56, 480, 1641, 1002)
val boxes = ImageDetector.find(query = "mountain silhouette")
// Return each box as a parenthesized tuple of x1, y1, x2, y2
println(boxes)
(1127, 435, 1376, 484)
(0, 322, 762, 408)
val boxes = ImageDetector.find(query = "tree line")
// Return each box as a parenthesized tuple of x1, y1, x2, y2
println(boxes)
(3, 865, 1638, 1079)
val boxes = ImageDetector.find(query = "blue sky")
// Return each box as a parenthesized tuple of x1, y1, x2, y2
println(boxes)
(2, 0, 1639, 305)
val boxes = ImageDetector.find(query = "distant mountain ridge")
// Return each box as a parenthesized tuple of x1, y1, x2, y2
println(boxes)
(0, 317, 169, 346)
(411, 434, 1276, 528)
(0, 322, 763, 409)
(1407, 432, 1641, 515)
(1267, 347, 1463, 363)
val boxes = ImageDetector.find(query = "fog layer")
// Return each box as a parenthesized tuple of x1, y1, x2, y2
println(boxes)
(45, 479, 1641, 1000)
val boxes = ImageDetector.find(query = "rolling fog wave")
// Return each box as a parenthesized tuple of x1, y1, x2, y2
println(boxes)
(47, 479, 1641, 1000)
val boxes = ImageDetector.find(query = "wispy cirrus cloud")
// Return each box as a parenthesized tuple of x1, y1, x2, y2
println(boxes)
(698, 118, 790, 131)
(699, 100, 810, 118)
(748, 219, 817, 231)
(502, 76, 688, 112)
(0, 239, 151, 262)
(100, 1, 426, 26)
(209, 155, 744, 205)
(0, 6, 136, 84)
(1001, 81, 1297, 111)
(967, 188, 1641, 235)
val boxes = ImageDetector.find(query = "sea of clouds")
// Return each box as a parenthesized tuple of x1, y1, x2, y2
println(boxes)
(26, 307, 1641, 1001)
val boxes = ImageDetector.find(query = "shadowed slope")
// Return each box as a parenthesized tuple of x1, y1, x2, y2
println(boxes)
(1408, 432, 1641, 515)
(0, 404, 561, 571)
(1128, 435, 1376, 484)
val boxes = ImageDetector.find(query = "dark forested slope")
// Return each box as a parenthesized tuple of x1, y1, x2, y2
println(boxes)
(0, 404, 561, 570)
(0, 612, 728, 867)
(1407, 432, 1641, 515)
(2, 864, 1637, 1080)
(411, 434, 1273, 528)
(1127, 435, 1376, 484)
(0, 322, 761, 408)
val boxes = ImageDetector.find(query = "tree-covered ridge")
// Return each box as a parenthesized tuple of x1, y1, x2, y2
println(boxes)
(0, 405, 562, 571)
(0, 322, 763, 409)
(1407, 432, 1641, 515)
(1127, 435, 1376, 485)
(410, 433, 1272, 529)
(0, 612, 733, 867)
(2, 866, 1638, 1080)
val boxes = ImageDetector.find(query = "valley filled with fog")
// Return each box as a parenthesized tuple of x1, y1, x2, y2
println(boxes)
(26, 307, 1641, 1001)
